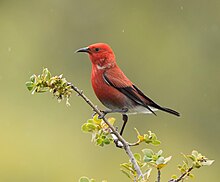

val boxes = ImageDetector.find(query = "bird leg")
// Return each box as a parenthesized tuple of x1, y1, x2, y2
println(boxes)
(95, 108, 129, 148)
(112, 114, 128, 148)
(120, 114, 128, 135)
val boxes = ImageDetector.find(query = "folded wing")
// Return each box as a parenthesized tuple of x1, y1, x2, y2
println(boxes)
(103, 68, 180, 117)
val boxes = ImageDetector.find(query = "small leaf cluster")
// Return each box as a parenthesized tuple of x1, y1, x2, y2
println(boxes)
(26, 68, 73, 105)
(79, 176, 107, 182)
(134, 129, 161, 146)
(142, 149, 172, 169)
(81, 115, 115, 147)
(187, 150, 214, 168)
(120, 153, 148, 181)
(171, 150, 214, 181)
(120, 149, 171, 181)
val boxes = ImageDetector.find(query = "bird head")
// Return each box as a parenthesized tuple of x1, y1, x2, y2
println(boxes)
(76, 43, 116, 69)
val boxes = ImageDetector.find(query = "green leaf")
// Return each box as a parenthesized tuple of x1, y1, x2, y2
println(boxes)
(81, 123, 89, 132)
(86, 123, 97, 132)
(189, 173, 194, 179)
(150, 132, 157, 140)
(93, 114, 102, 125)
(96, 138, 104, 146)
(187, 155, 196, 162)
(36, 87, 49, 93)
(30, 74, 36, 83)
(121, 169, 132, 179)
(164, 156, 172, 164)
(171, 175, 177, 179)
(192, 150, 199, 158)
(142, 149, 154, 157)
(157, 150, 163, 156)
(143, 156, 152, 162)
(45, 70, 51, 80)
(152, 154, 159, 161)
(181, 153, 189, 165)
(134, 153, 141, 161)
(31, 87, 37, 95)
(156, 156, 165, 165)
(103, 138, 110, 145)
(193, 161, 202, 168)
(79, 177, 90, 182)
(81, 123, 97, 133)
(145, 168, 152, 179)
(143, 134, 150, 141)
(42, 68, 51, 81)
(152, 140, 161, 146)
(120, 163, 134, 173)
(26, 81, 35, 91)
(87, 119, 95, 124)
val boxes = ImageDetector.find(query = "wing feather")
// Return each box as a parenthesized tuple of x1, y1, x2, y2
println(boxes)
(103, 68, 180, 117)
(103, 69, 156, 115)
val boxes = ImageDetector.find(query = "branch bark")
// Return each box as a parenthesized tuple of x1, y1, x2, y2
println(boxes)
(157, 169, 161, 182)
(68, 83, 144, 180)
(168, 166, 193, 182)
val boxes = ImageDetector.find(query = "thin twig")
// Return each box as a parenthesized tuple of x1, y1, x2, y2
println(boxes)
(168, 166, 193, 182)
(68, 83, 145, 180)
(157, 169, 161, 182)
(128, 142, 140, 147)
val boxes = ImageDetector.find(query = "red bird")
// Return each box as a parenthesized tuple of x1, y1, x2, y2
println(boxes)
(76, 43, 180, 135)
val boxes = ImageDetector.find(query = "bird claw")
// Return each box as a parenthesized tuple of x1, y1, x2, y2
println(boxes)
(91, 111, 105, 119)
(97, 110, 107, 119)
(98, 112, 106, 119)
(92, 109, 106, 119)
(122, 108, 128, 113)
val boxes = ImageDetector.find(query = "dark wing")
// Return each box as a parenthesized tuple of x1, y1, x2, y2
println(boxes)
(103, 69, 180, 117)
(103, 70, 157, 115)
(133, 85, 180, 116)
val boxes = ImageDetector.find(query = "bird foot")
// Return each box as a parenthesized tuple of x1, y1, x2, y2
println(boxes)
(121, 108, 128, 113)
(92, 110, 107, 119)
(98, 111, 107, 119)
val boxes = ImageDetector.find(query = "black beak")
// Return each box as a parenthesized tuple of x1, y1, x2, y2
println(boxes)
(75, 47, 90, 53)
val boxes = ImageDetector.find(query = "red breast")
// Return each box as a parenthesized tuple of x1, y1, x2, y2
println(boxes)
(91, 64, 129, 110)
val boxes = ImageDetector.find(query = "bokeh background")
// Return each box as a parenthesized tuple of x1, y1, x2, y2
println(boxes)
(0, 0, 219, 181)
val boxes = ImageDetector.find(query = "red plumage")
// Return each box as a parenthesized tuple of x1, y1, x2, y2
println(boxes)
(76, 43, 180, 117)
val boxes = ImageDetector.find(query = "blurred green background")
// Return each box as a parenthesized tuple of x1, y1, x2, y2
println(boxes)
(0, 0, 219, 181)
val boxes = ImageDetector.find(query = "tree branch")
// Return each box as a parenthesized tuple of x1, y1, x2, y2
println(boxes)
(157, 169, 161, 182)
(68, 83, 145, 180)
(168, 166, 193, 182)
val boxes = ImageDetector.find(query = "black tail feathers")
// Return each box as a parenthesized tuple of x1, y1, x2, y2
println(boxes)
(159, 107, 180, 117)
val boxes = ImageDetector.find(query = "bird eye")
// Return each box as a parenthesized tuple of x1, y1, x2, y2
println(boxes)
(95, 48, 100, 52)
